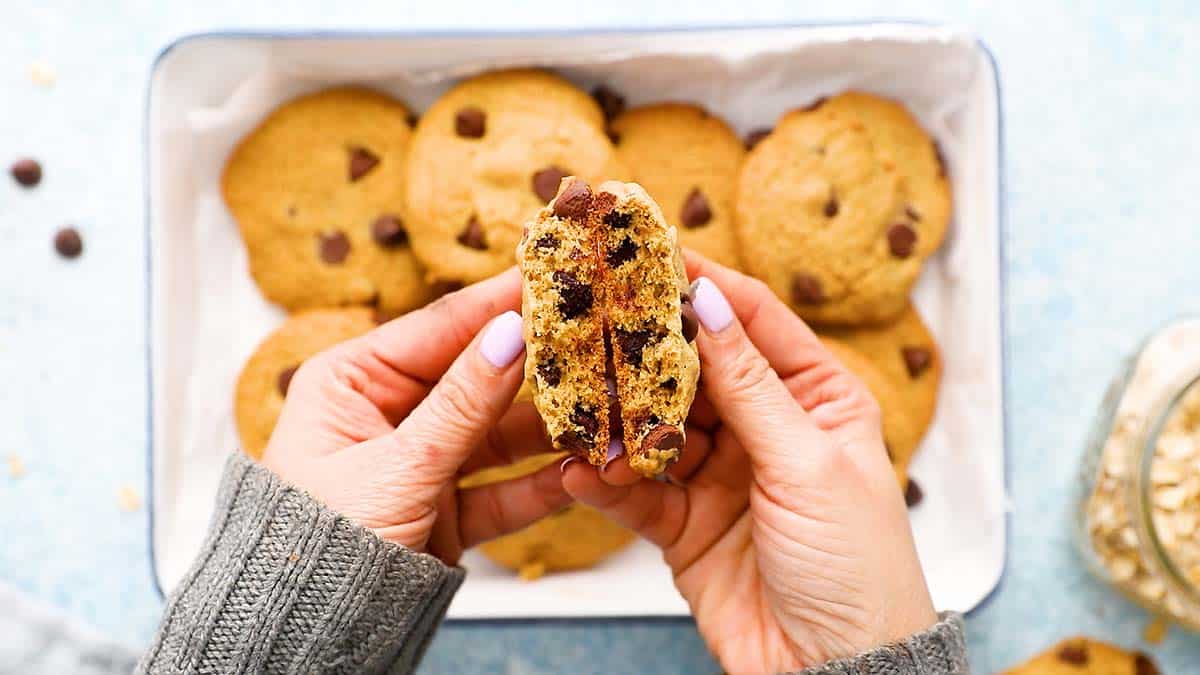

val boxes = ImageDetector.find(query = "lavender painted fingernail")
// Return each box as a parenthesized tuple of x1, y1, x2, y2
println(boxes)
(601, 439, 625, 472)
(480, 311, 525, 368)
(691, 277, 734, 333)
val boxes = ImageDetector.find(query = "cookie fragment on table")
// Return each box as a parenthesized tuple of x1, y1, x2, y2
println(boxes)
(1001, 636, 1160, 674)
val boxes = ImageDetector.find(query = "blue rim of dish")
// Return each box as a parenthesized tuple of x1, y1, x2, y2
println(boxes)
(143, 21, 1009, 619)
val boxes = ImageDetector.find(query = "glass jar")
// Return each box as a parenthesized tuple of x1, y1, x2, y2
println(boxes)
(1075, 318, 1200, 629)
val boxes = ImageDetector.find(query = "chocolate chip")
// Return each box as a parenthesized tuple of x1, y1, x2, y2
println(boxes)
(801, 97, 828, 112)
(933, 141, 947, 178)
(318, 231, 351, 264)
(11, 158, 41, 187)
(553, 271, 593, 320)
(642, 424, 684, 454)
(790, 274, 826, 305)
(53, 227, 83, 259)
(1055, 643, 1089, 666)
(371, 214, 408, 247)
(1135, 653, 1160, 675)
(904, 479, 924, 508)
(533, 165, 569, 203)
(606, 128, 621, 145)
(552, 179, 592, 220)
(592, 85, 626, 122)
(406, 112, 419, 127)
(455, 106, 486, 138)
(887, 223, 918, 258)
(904, 205, 922, 222)
(823, 195, 839, 218)
(901, 346, 932, 378)
(348, 147, 379, 181)
(456, 216, 487, 250)
(606, 237, 637, 267)
(744, 128, 771, 150)
(555, 430, 591, 452)
(432, 280, 464, 296)
(602, 209, 631, 229)
(535, 234, 560, 251)
(570, 404, 600, 438)
(680, 188, 713, 229)
(660, 378, 677, 391)
(614, 327, 657, 367)
(277, 365, 298, 397)
(537, 359, 562, 387)
(680, 303, 699, 343)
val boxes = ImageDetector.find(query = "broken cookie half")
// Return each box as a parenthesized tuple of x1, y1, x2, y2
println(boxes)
(517, 176, 700, 477)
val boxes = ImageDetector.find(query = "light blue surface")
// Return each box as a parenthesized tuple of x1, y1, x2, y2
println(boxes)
(2, 1, 1200, 672)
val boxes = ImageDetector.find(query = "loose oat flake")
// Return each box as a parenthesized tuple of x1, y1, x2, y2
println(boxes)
(28, 61, 56, 87)
(117, 485, 141, 512)
(7, 454, 25, 478)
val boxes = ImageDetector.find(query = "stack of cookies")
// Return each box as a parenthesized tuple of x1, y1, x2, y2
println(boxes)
(222, 70, 952, 580)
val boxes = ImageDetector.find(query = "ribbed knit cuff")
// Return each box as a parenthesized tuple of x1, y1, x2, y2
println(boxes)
(789, 612, 969, 675)
(138, 452, 464, 675)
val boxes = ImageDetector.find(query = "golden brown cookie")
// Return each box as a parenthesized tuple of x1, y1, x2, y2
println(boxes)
(1001, 637, 1161, 674)
(459, 453, 635, 580)
(610, 103, 745, 269)
(820, 338, 918, 488)
(403, 69, 630, 286)
(735, 91, 951, 325)
(820, 304, 941, 477)
(517, 177, 699, 477)
(223, 87, 435, 315)
(234, 308, 376, 458)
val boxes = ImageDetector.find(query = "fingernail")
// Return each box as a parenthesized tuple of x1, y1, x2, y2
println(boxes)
(601, 439, 625, 471)
(559, 455, 583, 473)
(479, 311, 525, 368)
(690, 277, 734, 333)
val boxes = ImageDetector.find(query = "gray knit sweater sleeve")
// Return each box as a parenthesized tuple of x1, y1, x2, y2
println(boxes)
(788, 612, 969, 674)
(137, 452, 464, 675)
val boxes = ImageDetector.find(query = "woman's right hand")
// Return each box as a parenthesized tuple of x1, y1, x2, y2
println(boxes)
(562, 255, 936, 674)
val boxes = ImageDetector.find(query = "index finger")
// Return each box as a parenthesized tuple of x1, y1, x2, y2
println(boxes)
(683, 250, 829, 381)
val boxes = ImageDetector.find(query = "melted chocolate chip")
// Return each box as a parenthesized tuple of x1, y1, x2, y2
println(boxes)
(614, 327, 657, 367)
(680, 188, 713, 228)
(277, 365, 298, 397)
(53, 227, 83, 259)
(603, 209, 631, 229)
(901, 346, 932, 378)
(660, 378, 678, 391)
(606, 128, 621, 145)
(680, 303, 699, 342)
(642, 424, 684, 453)
(318, 231, 351, 264)
(823, 195, 839, 218)
(535, 234, 560, 251)
(406, 112, 419, 128)
(348, 147, 379, 181)
(532, 165, 569, 203)
(11, 158, 41, 187)
(553, 179, 592, 220)
(1055, 643, 1089, 666)
(904, 479, 924, 508)
(456, 216, 487, 250)
(455, 107, 486, 138)
(570, 404, 600, 437)
(371, 214, 408, 247)
(537, 359, 562, 387)
(790, 274, 827, 305)
(801, 97, 828, 112)
(553, 271, 593, 319)
(887, 223, 918, 258)
(606, 237, 637, 267)
(744, 128, 771, 150)
(555, 430, 591, 452)
(592, 85, 626, 122)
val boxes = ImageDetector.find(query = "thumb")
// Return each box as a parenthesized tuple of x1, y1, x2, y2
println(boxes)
(689, 277, 827, 471)
(391, 310, 527, 480)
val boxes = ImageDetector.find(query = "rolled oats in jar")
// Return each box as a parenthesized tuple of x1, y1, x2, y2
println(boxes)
(1078, 318, 1200, 627)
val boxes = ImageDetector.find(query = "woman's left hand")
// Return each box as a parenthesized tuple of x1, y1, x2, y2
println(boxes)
(260, 269, 568, 564)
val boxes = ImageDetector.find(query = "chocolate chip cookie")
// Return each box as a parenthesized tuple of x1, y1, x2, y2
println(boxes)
(610, 103, 745, 268)
(404, 69, 630, 286)
(234, 307, 376, 458)
(820, 304, 941, 478)
(223, 87, 434, 315)
(517, 177, 699, 477)
(1001, 637, 1160, 674)
(735, 91, 951, 325)
(459, 453, 635, 580)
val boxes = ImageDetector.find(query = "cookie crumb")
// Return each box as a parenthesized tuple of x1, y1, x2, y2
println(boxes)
(1143, 616, 1168, 645)
(29, 61, 57, 87)
(117, 485, 142, 512)
(8, 454, 25, 478)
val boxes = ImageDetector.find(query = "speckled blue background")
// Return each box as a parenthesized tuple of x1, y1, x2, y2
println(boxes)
(2, 1, 1199, 673)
